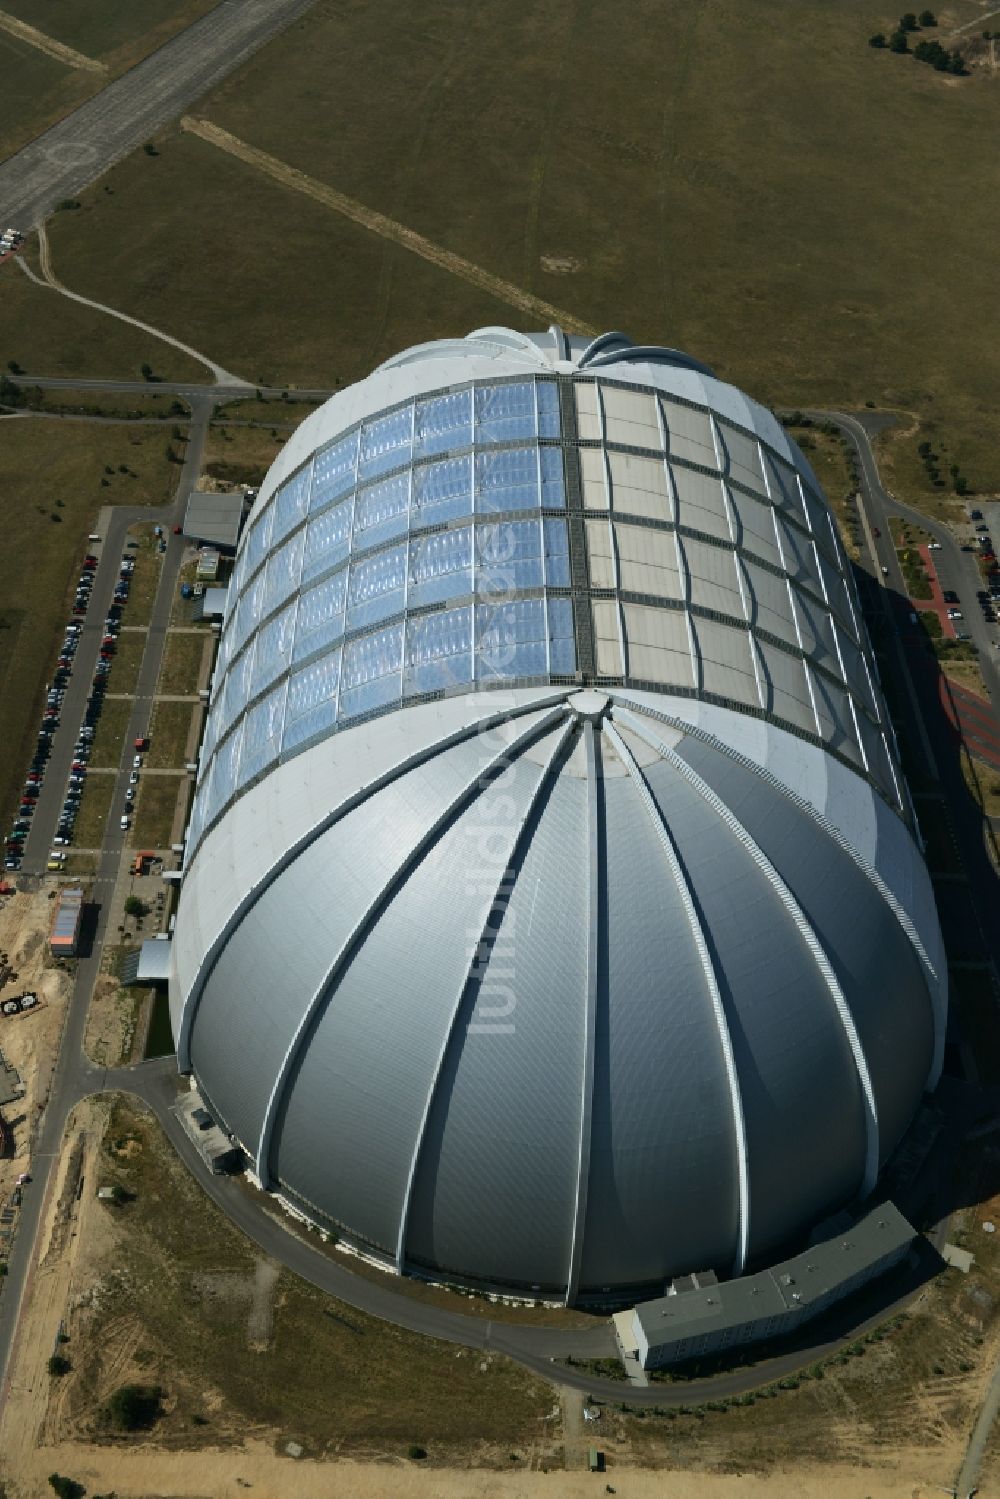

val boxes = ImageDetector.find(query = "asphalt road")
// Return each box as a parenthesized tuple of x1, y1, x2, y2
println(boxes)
(0, 0, 319, 227)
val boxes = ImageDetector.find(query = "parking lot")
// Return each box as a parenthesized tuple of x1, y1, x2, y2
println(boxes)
(10, 531, 146, 876)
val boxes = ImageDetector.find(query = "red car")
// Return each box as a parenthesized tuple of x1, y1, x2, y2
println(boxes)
(172, 524, 182, 534)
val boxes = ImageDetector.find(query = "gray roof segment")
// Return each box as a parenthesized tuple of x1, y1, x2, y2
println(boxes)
(184, 488, 248, 549)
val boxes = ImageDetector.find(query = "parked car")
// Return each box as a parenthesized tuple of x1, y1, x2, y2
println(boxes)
(119, 815, 130, 830)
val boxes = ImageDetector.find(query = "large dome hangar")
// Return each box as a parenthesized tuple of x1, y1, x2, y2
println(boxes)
(170, 327, 946, 1303)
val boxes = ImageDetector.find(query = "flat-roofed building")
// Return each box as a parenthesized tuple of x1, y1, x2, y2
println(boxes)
(626, 1203, 915, 1369)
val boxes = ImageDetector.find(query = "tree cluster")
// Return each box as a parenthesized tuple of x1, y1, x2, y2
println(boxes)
(913, 37, 966, 71)
(870, 8, 967, 66)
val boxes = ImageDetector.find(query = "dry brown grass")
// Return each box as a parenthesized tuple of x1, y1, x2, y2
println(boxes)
(51, 1097, 556, 1462)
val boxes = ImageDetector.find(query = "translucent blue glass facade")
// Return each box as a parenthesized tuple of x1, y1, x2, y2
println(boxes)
(188, 378, 575, 850)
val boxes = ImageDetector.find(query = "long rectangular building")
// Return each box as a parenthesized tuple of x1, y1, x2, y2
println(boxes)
(49, 886, 84, 956)
(622, 1203, 915, 1370)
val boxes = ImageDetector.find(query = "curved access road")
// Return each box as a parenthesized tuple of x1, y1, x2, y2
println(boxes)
(0, 0, 319, 228)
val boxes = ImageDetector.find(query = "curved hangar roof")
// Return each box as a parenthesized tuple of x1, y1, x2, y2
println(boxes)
(172, 328, 946, 1300)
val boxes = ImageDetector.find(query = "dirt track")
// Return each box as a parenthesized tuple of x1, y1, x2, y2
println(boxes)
(180, 117, 596, 336)
(0, 1446, 974, 1499)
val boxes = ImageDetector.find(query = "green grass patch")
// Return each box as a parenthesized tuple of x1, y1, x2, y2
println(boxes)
(1, 0, 218, 62)
(158, 631, 209, 696)
(122, 527, 165, 627)
(71, 771, 116, 849)
(203, 422, 286, 488)
(88, 700, 133, 769)
(898, 547, 933, 600)
(132, 773, 185, 847)
(147, 701, 197, 768)
(0, 423, 176, 830)
(212, 396, 322, 425)
(8, 385, 190, 421)
(0, 261, 206, 382)
(105, 629, 147, 696)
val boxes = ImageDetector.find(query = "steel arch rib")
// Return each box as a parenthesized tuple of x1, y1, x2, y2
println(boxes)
(394, 713, 578, 1272)
(175, 690, 572, 1071)
(564, 718, 600, 1305)
(612, 704, 881, 1198)
(254, 702, 572, 1188)
(609, 691, 944, 1084)
(602, 718, 751, 1277)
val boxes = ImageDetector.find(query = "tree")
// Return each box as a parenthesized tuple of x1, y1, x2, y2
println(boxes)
(108, 1383, 162, 1431)
(123, 895, 147, 917)
(142, 142, 158, 157)
(7, 359, 22, 374)
(47, 1353, 71, 1376)
(407, 1444, 427, 1460)
(889, 29, 909, 51)
(955, 475, 969, 495)
(869, 31, 887, 46)
(899, 11, 918, 29)
(949, 48, 966, 72)
(48, 1478, 85, 1499)
(919, 8, 937, 23)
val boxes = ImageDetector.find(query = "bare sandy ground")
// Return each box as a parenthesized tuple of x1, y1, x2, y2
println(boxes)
(0, 883, 71, 1199)
(0, 1445, 964, 1499)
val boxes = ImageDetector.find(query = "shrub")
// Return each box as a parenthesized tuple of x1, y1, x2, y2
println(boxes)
(889, 29, 909, 51)
(47, 1354, 71, 1377)
(48, 1478, 84, 1499)
(869, 31, 887, 47)
(900, 12, 918, 30)
(107, 1382, 162, 1431)
(919, 9, 936, 24)
(143, 142, 159, 157)
(407, 1444, 427, 1460)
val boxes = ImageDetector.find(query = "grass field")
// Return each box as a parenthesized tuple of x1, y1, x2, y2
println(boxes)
(131, 773, 184, 847)
(71, 769, 115, 849)
(121, 527, 164, 627)
(22, 0, 998, 503)
(10, 386, 190, 421)
(203, 421, 286, 487)
(157, 631, 207, 696)
(0, 424, 176, 831)
(56, 1097, 553, 1461)
(147, 701, 196, 768)
(213, 396, 322, 426)
(87, 697, 132, 769)
(0, 0, 219, 161)
(105, 629, 146, 696)
(0, 261, 207, 383)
